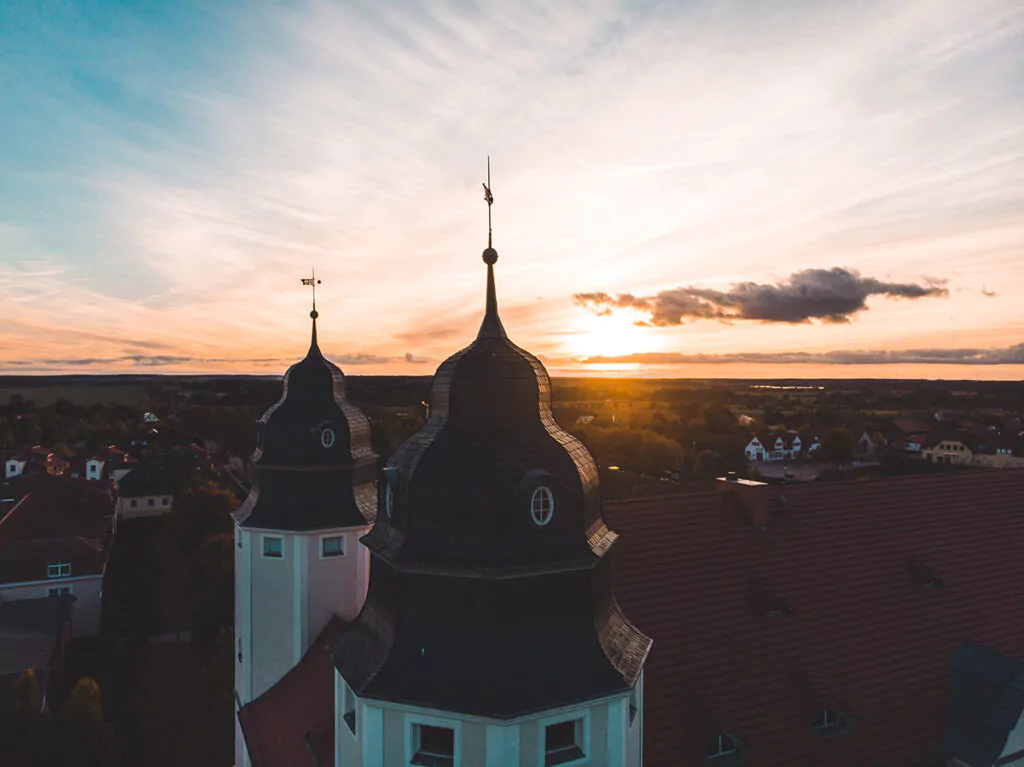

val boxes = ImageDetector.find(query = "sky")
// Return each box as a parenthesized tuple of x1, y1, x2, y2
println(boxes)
(1, 0, 1023, 379)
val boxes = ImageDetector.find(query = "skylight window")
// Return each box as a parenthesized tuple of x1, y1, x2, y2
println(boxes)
(706, 733, 738, 759)
(813, 707, 843, 730)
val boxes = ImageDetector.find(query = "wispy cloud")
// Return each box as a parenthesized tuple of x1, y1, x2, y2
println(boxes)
(1, 0, 1023, 375)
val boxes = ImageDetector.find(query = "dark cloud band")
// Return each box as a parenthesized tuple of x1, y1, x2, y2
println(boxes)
(575, 267, 947, 325)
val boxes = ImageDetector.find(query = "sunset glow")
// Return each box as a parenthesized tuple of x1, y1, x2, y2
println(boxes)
(2, 1, 1023, 378)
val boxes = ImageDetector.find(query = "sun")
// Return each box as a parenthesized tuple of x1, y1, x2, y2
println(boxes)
(567, 310, 658, 359)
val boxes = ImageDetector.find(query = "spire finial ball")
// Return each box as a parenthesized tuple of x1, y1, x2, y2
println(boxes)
(310, 309, 319, 319)
(482, 247, 498, 265)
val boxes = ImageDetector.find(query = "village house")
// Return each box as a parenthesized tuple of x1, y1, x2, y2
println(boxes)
(744, 431, 809, 462)
(114, 466, 176, 520)
(0, 474, 116, 638)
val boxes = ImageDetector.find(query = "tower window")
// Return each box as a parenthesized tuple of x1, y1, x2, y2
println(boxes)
(706, 733, 738, 759)
(262, 536, 284, 559)
(411, 724, 455, 767)
(321, 427, 335, 448)
(531, 486, 555, 526)
(47, 586, 71, 597)
(544, 718, 585, 765)
(321, 535, 345, 558)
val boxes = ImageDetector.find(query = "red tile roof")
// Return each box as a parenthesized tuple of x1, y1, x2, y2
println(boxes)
(238, 617, 349, 767)
(0, 475, 114, 585)
(604, 470, 1024, 767)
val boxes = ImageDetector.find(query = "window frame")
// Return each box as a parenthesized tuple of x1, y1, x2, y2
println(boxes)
(405, 713, 460, 767)
(261, 535, 285, 560)
(47, 585, 72, 597)
(320, 534, 346, 560)
(321, 427, 336, 448)
(341, 680, 357, 736)
(813, 707, 843, 731)
(47, 561, 71, 579)
(706, 733, 738, 760)
(531, 485, 555, 526)
(538, 709, 590, 767)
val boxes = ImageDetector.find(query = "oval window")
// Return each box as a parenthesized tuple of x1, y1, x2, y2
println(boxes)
(530, 486, 554, 526)
(321, 428, 335, 448)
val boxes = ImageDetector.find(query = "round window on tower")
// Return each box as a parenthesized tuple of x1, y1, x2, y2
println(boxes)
(530, 486, 555, 526)
(321, 427, 335, 448)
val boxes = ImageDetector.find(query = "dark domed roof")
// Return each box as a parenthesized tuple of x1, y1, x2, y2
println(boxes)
(335, 241, 650, 718)
(234, 313, 377, 531)
(364, 256, 615, 570)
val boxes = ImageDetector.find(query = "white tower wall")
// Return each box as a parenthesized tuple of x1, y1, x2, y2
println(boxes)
(235, 523, 371, 767)
(336, 670, 644, 767)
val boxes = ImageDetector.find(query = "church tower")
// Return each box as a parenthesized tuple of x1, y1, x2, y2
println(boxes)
(233, 301, 377, 767)
(331, 168, 652, 767)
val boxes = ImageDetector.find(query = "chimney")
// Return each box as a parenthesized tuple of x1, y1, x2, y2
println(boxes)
(716, 474, 770, 528)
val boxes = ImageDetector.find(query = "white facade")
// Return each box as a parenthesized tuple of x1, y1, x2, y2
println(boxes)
(117, 494, 173, 519)
(85, 459, 104, 481)
(235, 523, 372, 767)
(336, 673, 644, 767)
(5, 458, 25, 479)
(0, 574, 104, 636)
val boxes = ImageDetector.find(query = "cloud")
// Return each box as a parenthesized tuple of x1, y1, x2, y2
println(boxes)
(2, 355, 288, 369)
(576, 268, 947, 325)
(982, 286, 997, 297)
(576, 343, 1024, 366)
(403, 352, 432, 364)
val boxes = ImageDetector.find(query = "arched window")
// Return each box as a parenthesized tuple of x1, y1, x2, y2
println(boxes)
(530, 486, 554, 526)
(706, 733, 737, 759)
(813, 707, 841, 730)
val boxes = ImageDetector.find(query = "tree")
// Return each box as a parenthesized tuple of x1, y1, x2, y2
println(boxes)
(187, 532, 234, 664)
(692, 449, 722, 480)
(820, 429, 855, 466)
(170, 481, 236, 553)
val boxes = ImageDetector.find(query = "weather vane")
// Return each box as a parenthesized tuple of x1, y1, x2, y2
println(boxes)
(301, 269, 322, 316)
(482, 156, 494, 250)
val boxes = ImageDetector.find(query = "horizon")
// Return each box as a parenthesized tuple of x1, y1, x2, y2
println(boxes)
(2, 1, 1023, 380)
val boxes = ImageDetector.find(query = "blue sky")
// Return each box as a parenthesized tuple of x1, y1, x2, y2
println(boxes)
(2, 0, 1024, 377)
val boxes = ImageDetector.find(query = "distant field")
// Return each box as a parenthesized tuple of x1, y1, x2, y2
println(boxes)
(0, 384, 150, 407)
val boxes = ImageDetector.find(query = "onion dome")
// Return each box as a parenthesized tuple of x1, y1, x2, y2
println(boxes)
(333, 189, 651, 718)
(233, 310, 377, 531)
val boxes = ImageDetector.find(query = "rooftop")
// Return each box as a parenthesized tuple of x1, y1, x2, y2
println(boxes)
(605, 469, 1024, 767)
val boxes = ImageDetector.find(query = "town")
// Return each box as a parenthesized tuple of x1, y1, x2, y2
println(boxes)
(2, 373, 1022, 765)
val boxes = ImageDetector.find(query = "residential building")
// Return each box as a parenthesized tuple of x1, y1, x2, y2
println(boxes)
(0, 475, 116, 637)
(0, 596, 73, 712)
(115, 467, 176, 519)
(745, 431, 805, 461)
(923, 438, 974, 466)
(3, 451, 26, 479)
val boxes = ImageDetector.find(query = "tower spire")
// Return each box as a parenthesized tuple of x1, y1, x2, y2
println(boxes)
(478, 156, 506, 339)
(301, 269, 323, 352)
